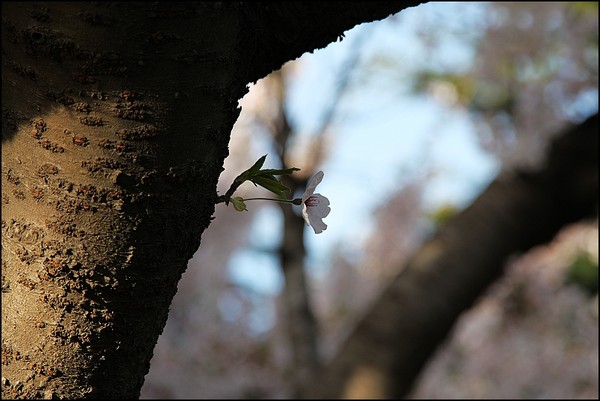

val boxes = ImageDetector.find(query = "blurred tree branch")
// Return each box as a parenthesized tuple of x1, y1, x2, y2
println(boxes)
(268, 69, 319, 396)
(307, 112, 598, 398)
(261, 31, 372, 396)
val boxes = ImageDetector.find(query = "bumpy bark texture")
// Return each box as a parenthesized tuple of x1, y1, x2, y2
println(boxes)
(307, 113, 598, 398)
(2, 2, 241, 398)
(1, 1, 423, 399)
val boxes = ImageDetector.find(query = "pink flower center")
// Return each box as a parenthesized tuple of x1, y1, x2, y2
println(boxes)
(305, 196, 319, 207)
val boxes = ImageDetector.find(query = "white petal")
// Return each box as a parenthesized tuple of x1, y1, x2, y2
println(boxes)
(302, 171, 324, 202)
(310, 194, 330, 218)
(302, 194, 330, 234)
(308, 216, 327, 234)
(301, 204, 311, 226)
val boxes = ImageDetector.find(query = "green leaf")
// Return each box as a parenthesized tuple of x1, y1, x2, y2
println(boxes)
(251, 175, 290, 198)
(250, 175, 287, 190)
(259, 167, 300, 176)
(248, 155, 267, 173)
(227, 155, 299, 200)
(234, 155, 268, 183)
(230, 197, 248, 212)
(565, 252, 598, 296)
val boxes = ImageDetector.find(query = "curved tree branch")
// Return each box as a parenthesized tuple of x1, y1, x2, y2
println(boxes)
(308, 113, 598, 398)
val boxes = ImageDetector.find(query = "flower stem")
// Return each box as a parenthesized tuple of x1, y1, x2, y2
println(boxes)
(244, 197, 296, 204)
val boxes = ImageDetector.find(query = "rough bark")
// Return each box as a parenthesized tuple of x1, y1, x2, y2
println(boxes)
(2, 2, 241, 398)
(1, 1, 422, 399)
(307, 113, 599, 399)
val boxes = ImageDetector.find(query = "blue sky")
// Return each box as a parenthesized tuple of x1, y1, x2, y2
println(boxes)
(225, 3, 501, 307)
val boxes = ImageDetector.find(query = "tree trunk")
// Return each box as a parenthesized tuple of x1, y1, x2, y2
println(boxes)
(1, 1, 422, 398)
(308, 113, 598, 399)
(278, 192, 320, 397)
(266, 68, 320, 397)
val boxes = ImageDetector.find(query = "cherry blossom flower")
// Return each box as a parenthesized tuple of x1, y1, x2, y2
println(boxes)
(300, 171, 330, 234)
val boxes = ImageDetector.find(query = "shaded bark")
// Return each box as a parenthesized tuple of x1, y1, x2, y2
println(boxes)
(237, 2, 424, 86)
(308, 113, 598, 398)
(1, 1, 423, 399)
